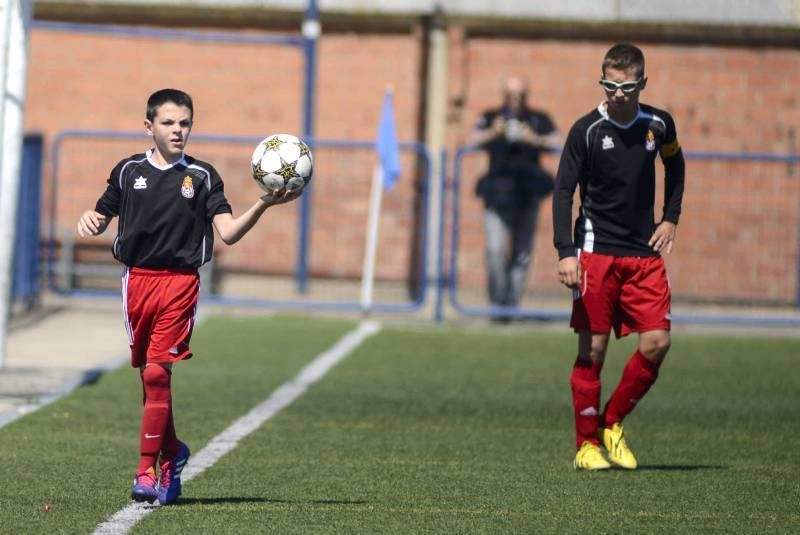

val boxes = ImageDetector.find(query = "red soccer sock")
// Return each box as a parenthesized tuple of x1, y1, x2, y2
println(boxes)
(137, 365, 172, 474)
(160, 407, 179, 461)
(602, 350, 661, 427)
(570, 357, 603, 450)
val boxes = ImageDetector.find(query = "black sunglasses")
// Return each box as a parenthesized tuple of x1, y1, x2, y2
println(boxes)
(599, 78, 642, 93)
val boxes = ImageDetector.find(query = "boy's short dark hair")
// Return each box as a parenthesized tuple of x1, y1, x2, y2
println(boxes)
(146, 89, 194, 121)
(602, 43, 645, 78)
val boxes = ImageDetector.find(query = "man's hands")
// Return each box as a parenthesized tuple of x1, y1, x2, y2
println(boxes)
(649, 221, 677, 254)
(470, 116, 505, 146)
(77, 210, 109, 237)
(557, 256, 582, 289)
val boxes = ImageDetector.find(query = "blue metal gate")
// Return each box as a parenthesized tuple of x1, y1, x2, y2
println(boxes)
(45, 130, 433, 314)
(445, 144, 800, 327)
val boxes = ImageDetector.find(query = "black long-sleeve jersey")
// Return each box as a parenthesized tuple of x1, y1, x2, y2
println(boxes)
(95, 149, 233, 269)
(552, 102, 685, 259)
(475, 105, 557, 172)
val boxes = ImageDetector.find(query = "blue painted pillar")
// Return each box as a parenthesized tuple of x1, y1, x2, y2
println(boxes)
(296, 0, 319, 293)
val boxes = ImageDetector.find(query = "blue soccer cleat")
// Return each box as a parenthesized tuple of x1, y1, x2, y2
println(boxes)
(158, 441, 190, 505)
(131, 467, 159, 503)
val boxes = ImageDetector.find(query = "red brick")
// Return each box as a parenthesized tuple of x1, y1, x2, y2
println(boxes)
(23, 26, 800, 305)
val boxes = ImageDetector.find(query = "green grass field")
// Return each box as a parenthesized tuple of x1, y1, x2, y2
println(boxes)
(1, 315, 798, 534)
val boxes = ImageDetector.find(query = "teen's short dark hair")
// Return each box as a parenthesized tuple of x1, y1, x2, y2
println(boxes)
(146, 89, 194, 121)
(602, 43, 645, 78)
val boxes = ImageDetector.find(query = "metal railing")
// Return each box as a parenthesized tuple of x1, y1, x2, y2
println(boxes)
(45, 129, 432, 314)
(444, 144, 800, 326)
(32, 9, 320, 292)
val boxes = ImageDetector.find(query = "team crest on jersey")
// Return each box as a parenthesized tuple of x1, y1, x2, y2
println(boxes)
(602, 135, 614, 150)
(645, 129, 656, 151)
(181, 176, 195, 199)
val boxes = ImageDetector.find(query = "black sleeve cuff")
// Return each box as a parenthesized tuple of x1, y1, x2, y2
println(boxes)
(557, 246, 577, 260)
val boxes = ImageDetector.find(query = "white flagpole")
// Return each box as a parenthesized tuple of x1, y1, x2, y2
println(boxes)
(360, 164, 384, 313)
(0, 0, 32, 369)
(0, 0, 13, 146)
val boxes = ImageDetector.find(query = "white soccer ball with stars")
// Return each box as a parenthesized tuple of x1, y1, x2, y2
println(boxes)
(250, 133, 313, 194)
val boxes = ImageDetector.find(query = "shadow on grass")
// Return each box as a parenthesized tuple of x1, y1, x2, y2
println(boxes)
(179, 497, 369, 506)
(636, 464, 726, 471)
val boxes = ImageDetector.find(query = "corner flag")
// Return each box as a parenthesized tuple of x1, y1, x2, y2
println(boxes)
(361, 88, 401, 313)
(375, 89, 401, 190)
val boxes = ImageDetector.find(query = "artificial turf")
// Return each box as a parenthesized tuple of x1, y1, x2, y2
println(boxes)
(1, 316, 797, 534)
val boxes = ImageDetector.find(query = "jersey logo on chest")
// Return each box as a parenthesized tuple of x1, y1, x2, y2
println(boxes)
(602, 135, 615, 150)
(645, 129, 656, 151)
(181, 176, 195, 199)
(133, 176, 148, 190)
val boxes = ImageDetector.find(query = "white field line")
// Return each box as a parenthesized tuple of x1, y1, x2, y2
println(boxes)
(94, 320, 381, 535)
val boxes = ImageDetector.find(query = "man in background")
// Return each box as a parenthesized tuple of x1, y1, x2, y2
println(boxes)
(472, 76, 560, 321)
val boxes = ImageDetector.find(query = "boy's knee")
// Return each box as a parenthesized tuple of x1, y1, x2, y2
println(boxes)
(579, 333, 610, 363)
(141, 364, 171, 389)
(588, 342, 607, 362)
(639, 332, 671, 362)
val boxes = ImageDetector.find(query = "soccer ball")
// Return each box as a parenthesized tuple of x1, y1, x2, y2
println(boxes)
(250, 134, 313, 194)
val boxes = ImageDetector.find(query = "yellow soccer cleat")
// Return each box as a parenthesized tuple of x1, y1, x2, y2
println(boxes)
(573, 441, 611, 471)
(599, 423, 638, 469)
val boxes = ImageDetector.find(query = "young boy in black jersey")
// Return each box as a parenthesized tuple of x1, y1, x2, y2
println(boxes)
(77, 88, 300, 504)
(552, 44, 686, 470)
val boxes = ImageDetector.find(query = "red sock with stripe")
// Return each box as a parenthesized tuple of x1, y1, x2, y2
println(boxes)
(602, 350, 661, 426)
(570, 357, 603, 450)
(137, 365, 172, 475)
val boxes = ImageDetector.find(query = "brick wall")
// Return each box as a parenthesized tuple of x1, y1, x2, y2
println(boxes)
(451, 38, 800, 305)
(25, 25, 800, 305)
(29, 28, 424, 287)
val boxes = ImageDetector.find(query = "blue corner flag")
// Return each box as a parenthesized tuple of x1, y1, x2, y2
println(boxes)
(375, 90, 401, 191)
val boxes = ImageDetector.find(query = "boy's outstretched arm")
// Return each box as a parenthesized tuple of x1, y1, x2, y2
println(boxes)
(77, 210, 110, 237)
(213, 188, 302, 246)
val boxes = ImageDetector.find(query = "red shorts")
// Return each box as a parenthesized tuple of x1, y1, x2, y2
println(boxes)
(122, 267, 200, 368)
(570, 251, 671, 338)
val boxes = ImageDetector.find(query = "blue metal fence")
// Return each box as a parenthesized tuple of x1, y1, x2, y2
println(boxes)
(45, 129, 432, 314)
(32, 7, 320, 294)
(444, 144, 800, 326)
(19, 129, 800, 326)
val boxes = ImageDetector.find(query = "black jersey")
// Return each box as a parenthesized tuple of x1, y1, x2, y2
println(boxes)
(552, 102, 685, 259)
(475, 105, 557, 173)
(94, 150, 233, 269)
(474, 105, 557, 209)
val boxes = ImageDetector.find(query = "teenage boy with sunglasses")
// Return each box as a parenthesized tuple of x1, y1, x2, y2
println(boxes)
(552, 43, 686, 470)
(77, 88, 301, 503)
